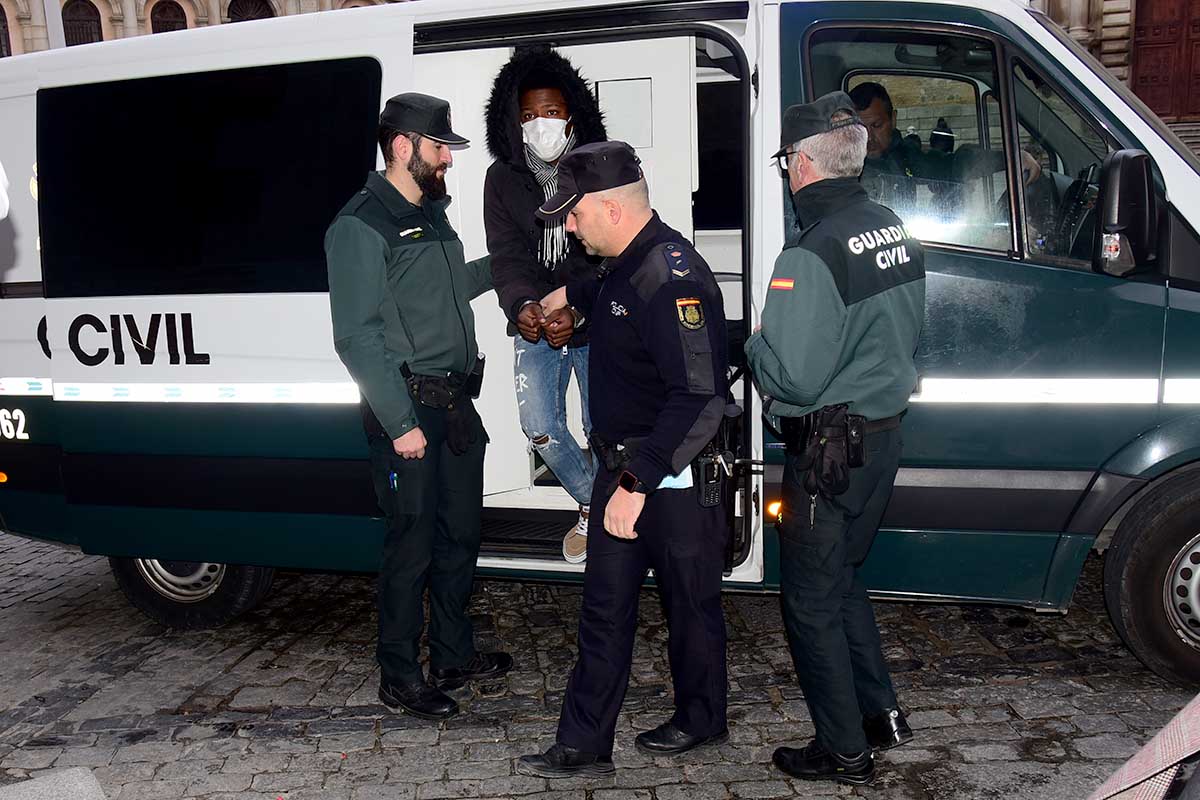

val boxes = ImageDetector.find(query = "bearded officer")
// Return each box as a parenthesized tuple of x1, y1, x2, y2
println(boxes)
(516, 141, 731, 777)
(744, 91, 925, 785)
(325, 93, 512, 722)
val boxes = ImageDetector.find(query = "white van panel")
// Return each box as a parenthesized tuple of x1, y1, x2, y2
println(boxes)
(0, 95, 40, 286)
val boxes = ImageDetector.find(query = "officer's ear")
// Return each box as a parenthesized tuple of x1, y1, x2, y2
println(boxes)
(602, 198, 622, 226)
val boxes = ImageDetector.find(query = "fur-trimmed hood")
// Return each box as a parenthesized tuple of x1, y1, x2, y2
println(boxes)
(485, 46, 607, 165)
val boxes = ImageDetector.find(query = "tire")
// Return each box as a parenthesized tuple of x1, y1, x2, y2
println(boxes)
(1103, 470, 1200, 687)
(109, 556, 275, 630)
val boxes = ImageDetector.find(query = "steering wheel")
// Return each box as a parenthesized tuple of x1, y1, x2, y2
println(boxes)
(1052, 165, 1099, 258)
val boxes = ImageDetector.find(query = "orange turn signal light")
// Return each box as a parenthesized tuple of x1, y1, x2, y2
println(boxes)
(0, 472, 8, 483)
(767, 500, 782, 520)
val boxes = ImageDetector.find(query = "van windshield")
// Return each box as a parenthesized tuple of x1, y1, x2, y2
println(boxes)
(1031, 9, 1200, 177)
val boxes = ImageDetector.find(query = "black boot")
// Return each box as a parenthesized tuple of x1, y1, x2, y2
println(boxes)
(516, 743, 615, 778)
(863, 707, 913, 750)
(378, 679, 458, 721)
(773, 740, 874, 786)
(635, 722, 728, 755)
(430, 651, 514, 690)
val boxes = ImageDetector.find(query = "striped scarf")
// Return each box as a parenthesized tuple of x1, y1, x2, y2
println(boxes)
(524, 129, 578, 270)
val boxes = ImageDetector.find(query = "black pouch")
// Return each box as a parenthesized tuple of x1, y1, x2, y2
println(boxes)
(846, 414, 866, 468)
(445, 398, 476, 456)
(465, 355, 485, 400)
(800, 404, 852, 499)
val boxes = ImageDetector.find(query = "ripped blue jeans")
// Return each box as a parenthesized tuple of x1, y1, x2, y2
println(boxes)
(513, 338, 595, 505)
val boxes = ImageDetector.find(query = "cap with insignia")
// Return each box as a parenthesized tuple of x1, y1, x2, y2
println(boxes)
(379, 92, 468, 146)
(771, 90, 864, 158)
(536, 141, 644, 220)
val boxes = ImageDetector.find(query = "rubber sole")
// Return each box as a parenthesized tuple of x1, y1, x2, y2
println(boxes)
(515, 757, 615, 778)
(634, 730, 729, 756)
(869, 730, 914, 751)
(378, 688, 459, 721)
(772, 752, 874, 786)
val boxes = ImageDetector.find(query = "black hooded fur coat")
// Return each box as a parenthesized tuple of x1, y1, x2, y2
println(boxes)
(483, 46, 607, 343)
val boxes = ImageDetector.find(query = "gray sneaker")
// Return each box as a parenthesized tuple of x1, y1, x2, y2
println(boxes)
(562, 506, 589, 563)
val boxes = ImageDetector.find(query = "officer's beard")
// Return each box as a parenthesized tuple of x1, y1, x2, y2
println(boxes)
(408, 149, 448, 201)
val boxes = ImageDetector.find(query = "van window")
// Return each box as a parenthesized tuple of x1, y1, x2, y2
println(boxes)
(38, 58, 381, 298)
(806, 30, 1010, 252)
(1011, 60, 1114, 263)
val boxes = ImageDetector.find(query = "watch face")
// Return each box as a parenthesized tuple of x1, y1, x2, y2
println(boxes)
(619, 471, 638, 492)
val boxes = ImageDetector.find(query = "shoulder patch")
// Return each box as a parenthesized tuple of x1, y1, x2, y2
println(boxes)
(664, 242, 691, 278)
(675, 297, 705, 330)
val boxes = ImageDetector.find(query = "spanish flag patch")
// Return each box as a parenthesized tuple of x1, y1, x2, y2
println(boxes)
(676, 297, 705, 330)
(770, 278, 795, 291)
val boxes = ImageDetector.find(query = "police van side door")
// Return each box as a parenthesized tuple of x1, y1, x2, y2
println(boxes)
(780, 3, 1166, 606)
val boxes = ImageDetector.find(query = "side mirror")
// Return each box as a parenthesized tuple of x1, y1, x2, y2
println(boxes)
(1093, 149, 1159, 277)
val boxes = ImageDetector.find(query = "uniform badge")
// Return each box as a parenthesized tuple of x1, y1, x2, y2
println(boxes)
(770, 278, 795, 291)
(676, 297, 705, 330)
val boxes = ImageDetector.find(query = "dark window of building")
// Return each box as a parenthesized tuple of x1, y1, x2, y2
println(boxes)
(1, 5, 12, 58)
(151, 0, 187, 32)
(228, 0, 273, 22)
(38, 58, 382, 297)
(63, 0, 102, 47)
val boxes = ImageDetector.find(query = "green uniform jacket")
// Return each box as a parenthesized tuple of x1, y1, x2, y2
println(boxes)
(325, 171, 492, 441)
(744, 178, 925, 422)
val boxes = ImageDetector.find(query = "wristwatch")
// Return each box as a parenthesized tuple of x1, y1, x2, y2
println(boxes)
(618, 470, 649, 494)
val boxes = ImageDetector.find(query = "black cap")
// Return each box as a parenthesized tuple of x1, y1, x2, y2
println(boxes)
(379, 92, 468, 145)
(772, 91, 863, 158)
(536, 141, 643, 220)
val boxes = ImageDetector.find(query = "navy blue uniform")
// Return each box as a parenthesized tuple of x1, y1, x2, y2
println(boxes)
(558, 213, 730, 756)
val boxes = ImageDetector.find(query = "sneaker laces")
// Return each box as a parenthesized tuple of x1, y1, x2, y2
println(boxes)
(575, 506, 589, 537)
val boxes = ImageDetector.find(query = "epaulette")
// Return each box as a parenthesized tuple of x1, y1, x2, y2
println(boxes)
(663, 242, 692, 279)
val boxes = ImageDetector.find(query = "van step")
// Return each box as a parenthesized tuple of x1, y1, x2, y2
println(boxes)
(480, 509, 577, 559)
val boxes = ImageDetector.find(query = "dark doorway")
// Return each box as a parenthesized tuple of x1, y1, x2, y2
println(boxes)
(1132, 0, 1200, 119)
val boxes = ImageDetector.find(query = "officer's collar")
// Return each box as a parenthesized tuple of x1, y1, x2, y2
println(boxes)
(790, 177, 868, 229)
(366, 171, 452, 218)
(605, 211, 663, 276)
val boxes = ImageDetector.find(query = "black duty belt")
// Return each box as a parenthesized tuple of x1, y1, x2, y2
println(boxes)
(401, 357, 484, 410)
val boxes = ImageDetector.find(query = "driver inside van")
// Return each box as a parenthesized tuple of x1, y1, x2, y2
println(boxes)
(851, 81, 1041, 195)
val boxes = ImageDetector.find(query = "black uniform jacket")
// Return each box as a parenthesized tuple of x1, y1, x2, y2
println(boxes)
(567, 213, 729, 489)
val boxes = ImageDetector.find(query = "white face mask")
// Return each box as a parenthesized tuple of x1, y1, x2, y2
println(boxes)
(522, 117, 571, 162)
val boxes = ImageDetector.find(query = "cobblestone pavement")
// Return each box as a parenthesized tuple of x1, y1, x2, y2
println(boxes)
(0, 532, 1194, 800)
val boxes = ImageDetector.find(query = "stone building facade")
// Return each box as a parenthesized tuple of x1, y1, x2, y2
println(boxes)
(0, 0, 388, 57)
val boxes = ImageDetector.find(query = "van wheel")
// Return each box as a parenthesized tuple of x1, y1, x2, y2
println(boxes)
(109, 557, 274, 630)
(1103, 471, 1200, 687)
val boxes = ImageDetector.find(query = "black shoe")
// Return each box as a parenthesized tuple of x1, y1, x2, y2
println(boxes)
(516, 743, 615, 778)
(378, 679, 459, 721)
(430, 651, 514, 690)
(772, 740, 874, 786)
(634, 722, 729, 755)
(863, 707, 913, 751)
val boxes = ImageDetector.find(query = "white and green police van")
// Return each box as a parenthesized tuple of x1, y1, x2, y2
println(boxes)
(3, 0, 1200, 686)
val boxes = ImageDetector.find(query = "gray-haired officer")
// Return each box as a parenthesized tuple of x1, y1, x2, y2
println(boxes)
(515, 141, 731, 777)
(325, 93, 512, 722)
(744, 92, 926, 785)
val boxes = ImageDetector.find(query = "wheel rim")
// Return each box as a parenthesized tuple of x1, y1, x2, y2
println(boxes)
(133, 559, 225, 603)
(1164, 532, 1200, 648)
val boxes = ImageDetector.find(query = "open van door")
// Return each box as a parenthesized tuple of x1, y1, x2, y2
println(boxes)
(414, 21, 760, 577)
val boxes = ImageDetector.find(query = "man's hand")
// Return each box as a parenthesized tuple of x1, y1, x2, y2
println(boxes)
(541, 286, 568, 313)
(604, 487, 645, 540)
(516, 302, 544, 343)
(542, 307, 576, 348)
(1020, 150, 1043, 186)
(393, 427, 427, 460)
